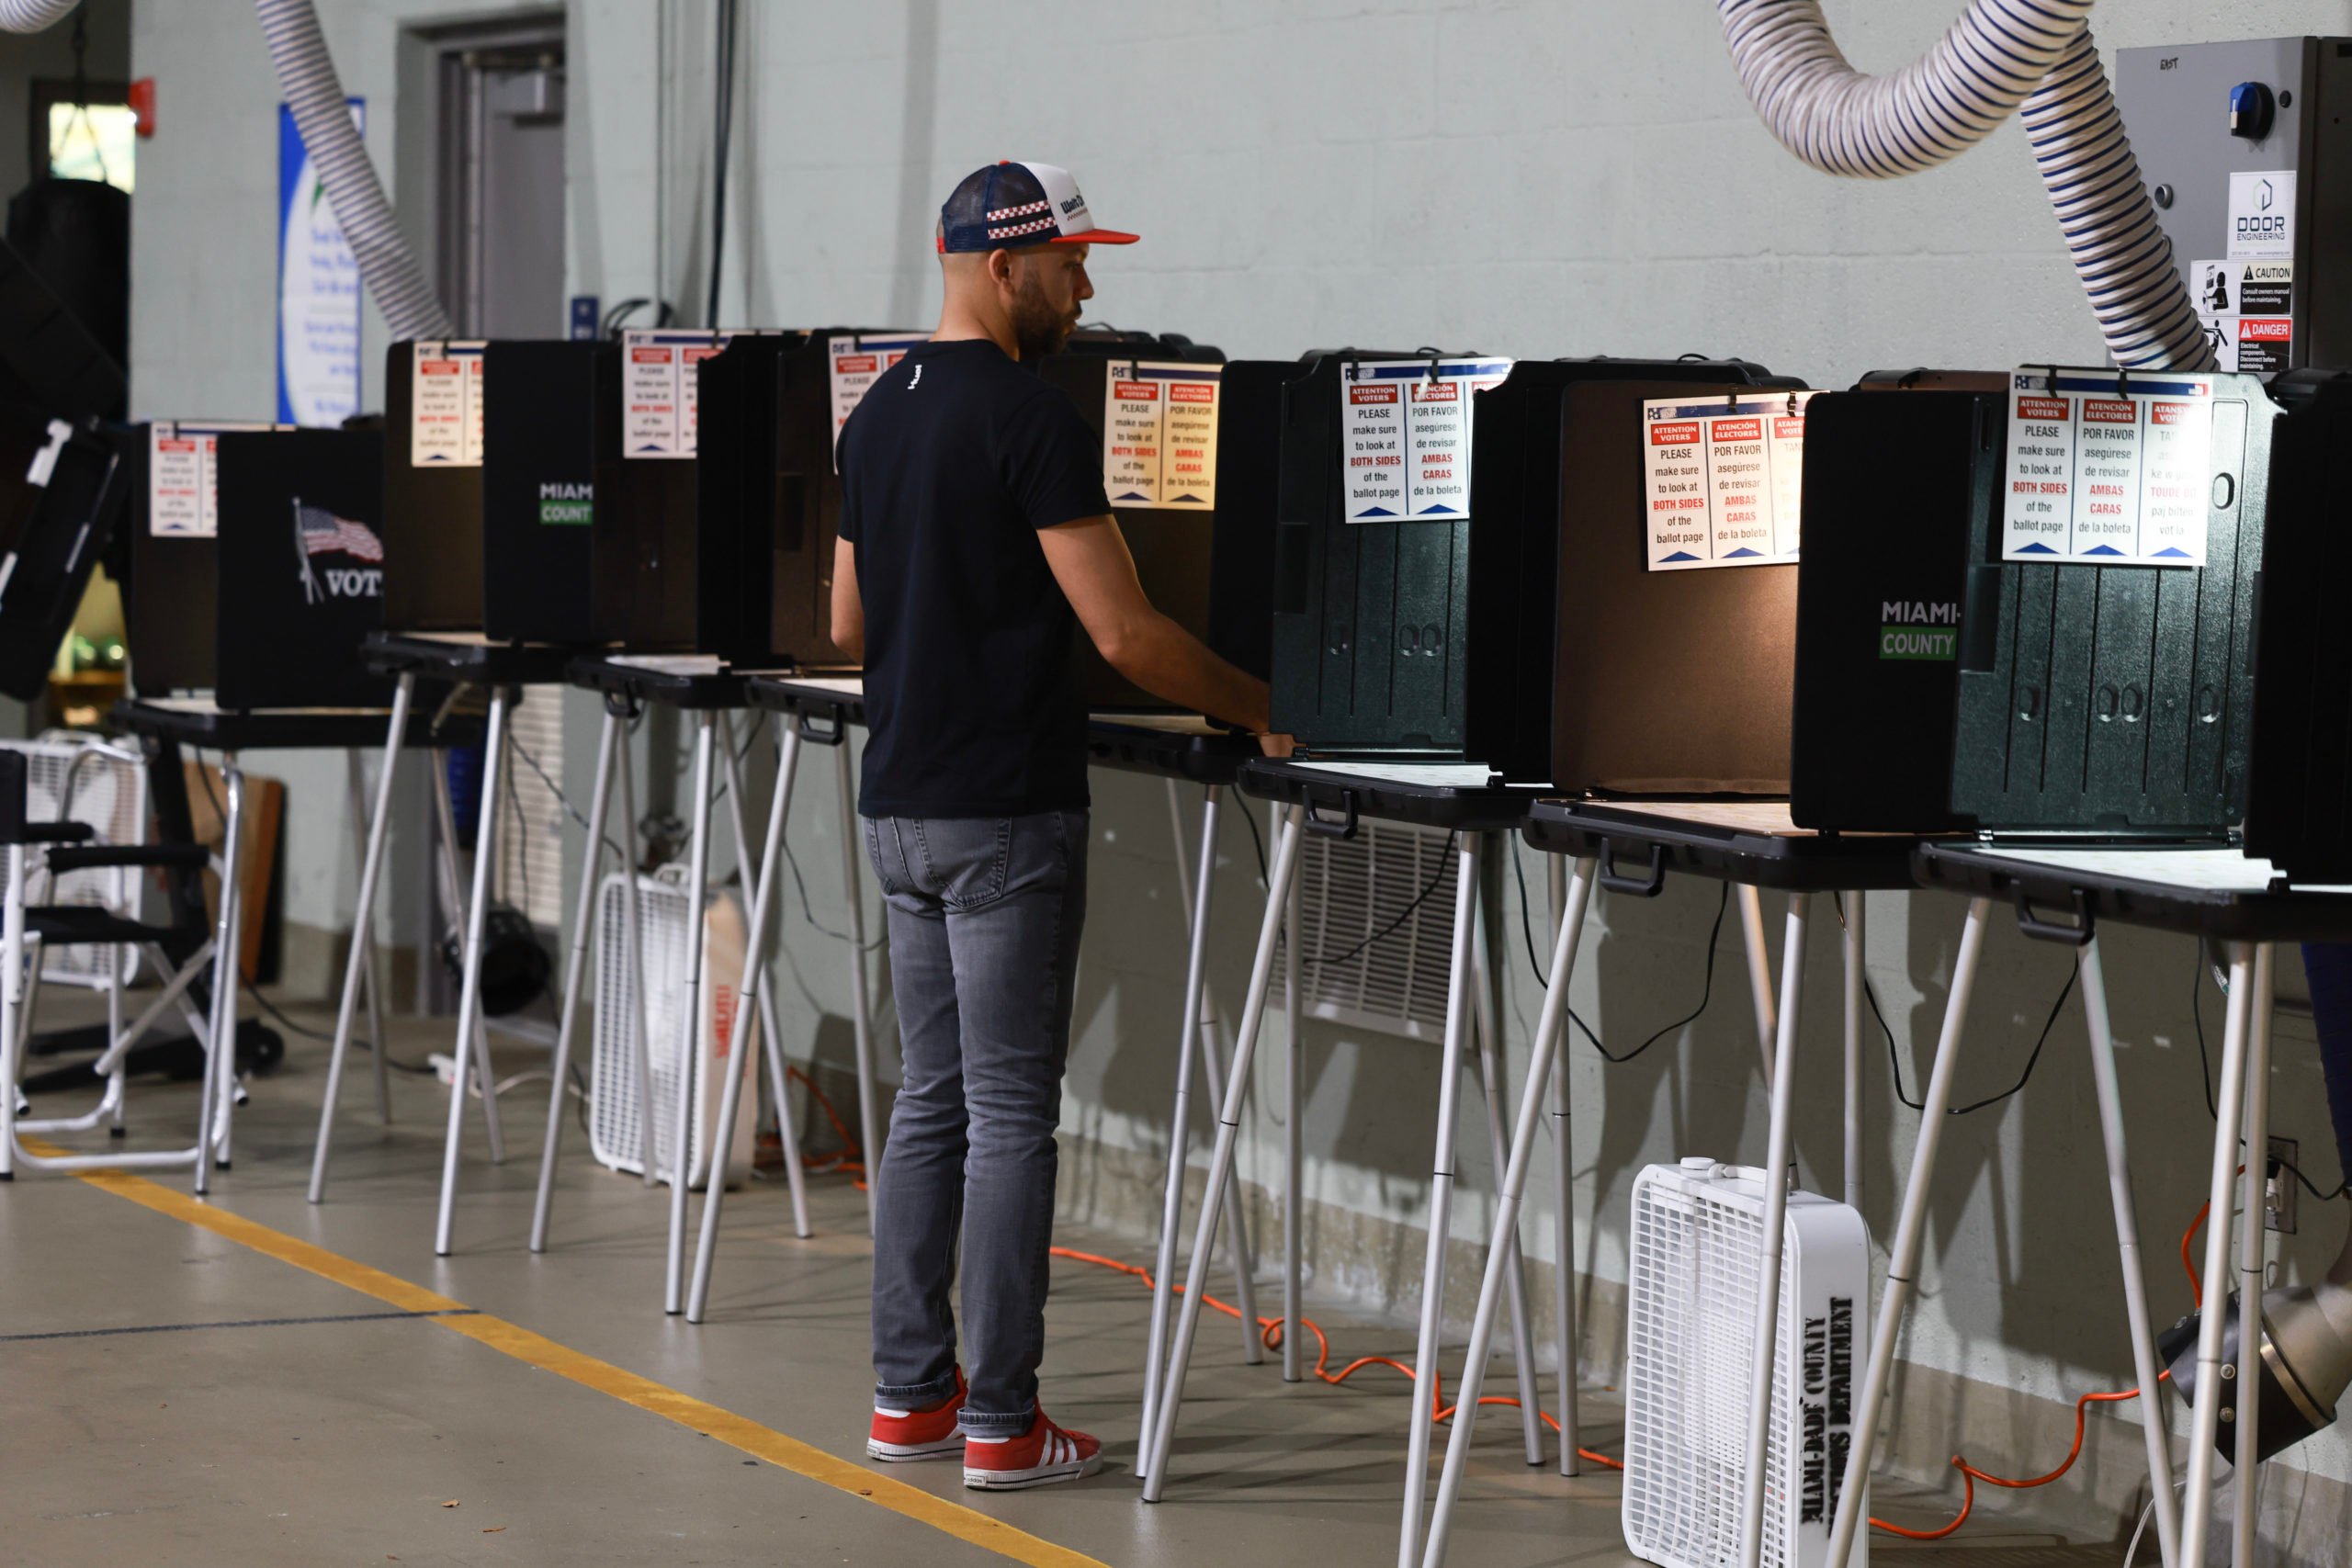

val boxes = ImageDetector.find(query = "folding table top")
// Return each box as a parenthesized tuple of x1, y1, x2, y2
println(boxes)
(1914, 841, 2352, 943)
(111, 695, 481, 752)
(1523, 797, 1927, 894)
(1238, 757, 1537, 833)
(364, 629, 589, 686)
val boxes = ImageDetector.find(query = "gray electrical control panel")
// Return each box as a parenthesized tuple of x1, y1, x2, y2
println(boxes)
(2116, 37, 2352, 375)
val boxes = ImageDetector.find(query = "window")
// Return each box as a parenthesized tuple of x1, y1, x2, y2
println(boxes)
(29, 77, 134, 195)
(47, 99, 135, 193)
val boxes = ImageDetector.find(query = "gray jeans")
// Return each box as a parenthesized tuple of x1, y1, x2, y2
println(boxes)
(862, 809, 1087, 1433)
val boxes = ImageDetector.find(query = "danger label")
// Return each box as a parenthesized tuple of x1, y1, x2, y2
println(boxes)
(1102, 361, 1221, 509)
(2000, 368, 2215, 565)
(1339, 357, 1513, 522)
(1641, 390, 1819, 570)
(409, 341, 487, 468)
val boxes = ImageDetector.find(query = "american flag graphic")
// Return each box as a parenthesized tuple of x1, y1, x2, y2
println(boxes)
(296, 503, 383, 562)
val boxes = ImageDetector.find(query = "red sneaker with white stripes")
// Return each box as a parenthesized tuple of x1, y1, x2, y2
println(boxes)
(866, 1370, 967, 1461)
(961, 1407, 1102, 1490)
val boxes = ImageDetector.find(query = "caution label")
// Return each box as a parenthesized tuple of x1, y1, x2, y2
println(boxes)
(2192, 259, 2293, 372)
(1338, 357, 1513, 522)
(149, 421, 281, 537)
(1640, 390, 1818, 570)
(2000, 369, 2215, 566)
(828, 333, 926, 456)
(1104, 360, 1221, 509)
(409, 341, 487, 468)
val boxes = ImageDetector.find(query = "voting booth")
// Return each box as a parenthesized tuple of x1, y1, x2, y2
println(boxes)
(481, 340, 616, 647)
(1547, 368, 1817, 795)
(2245, 368, 2352, 878)
(1790, 371, 2007, 830)
(214, 429, 391, 709)
(1202, 359, 1305, 683)
(383, 339, 488, 632)
(128, 423, 258, 696)
(1041, 330, 1226, 708)
(696, 328, 923, 668)
(1950, 367, 2278, 834)
(1269, 349, 1514, 756)
(0, 418, 126, 703)
(1464, 357, 1794, 784)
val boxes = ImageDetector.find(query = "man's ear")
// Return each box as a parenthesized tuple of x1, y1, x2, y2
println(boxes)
(986, 248, 1017, 291)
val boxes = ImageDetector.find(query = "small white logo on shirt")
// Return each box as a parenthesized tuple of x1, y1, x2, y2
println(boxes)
(909, 364, 923, 389)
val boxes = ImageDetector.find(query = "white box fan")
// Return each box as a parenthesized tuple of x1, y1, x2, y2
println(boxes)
(587, 868, 756, 1190)
(12, 736, 146, 987)
(1623, 1158, 1870, 1568)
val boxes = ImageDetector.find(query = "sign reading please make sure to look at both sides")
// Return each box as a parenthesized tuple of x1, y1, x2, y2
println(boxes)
(1340, 357, 1514, 523)
(1641, 390, 1818, 570)
(2001, 369, 2216, 567)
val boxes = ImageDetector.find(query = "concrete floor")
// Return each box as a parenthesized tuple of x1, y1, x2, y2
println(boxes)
(1, 994, 2116, 1568)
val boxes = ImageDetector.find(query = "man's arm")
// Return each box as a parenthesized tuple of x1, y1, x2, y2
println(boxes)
(1036, 515, 1272, 734)
(830, 536, 865, 662)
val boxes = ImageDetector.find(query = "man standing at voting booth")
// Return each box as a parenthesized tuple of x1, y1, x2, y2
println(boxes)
(831, 161, 1281, 1490)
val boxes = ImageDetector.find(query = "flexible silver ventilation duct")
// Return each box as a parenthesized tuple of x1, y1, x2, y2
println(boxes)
(253, 0, 454, 342)
(1718, 0, 2213, 370)
(0, 0, 81, 33)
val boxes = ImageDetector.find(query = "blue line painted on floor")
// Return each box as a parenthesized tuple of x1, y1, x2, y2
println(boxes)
(0, 1307, 481, 1343)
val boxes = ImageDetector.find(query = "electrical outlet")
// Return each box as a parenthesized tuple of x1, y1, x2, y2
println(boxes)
(2267, 1136, 2299, 1235)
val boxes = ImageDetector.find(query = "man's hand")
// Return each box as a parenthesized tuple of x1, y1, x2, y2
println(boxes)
(1036, 515, 1272, 731)
(1259, 732, 1296, 760)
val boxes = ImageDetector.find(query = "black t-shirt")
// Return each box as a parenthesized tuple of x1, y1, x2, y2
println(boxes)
(838, 338, 1110, 818)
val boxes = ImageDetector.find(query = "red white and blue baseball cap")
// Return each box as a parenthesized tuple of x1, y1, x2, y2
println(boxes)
(937, 161, 1140, 253)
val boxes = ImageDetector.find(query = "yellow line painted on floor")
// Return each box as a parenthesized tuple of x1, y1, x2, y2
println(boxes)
(35, 1145, 1109, 1568)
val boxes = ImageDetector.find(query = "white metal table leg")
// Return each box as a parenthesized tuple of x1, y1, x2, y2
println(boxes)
(1468, 894, 1544, 1465)
(345, 747, 392, 1126)
(664, 715, 718, 1312)
(1738, 884, 1776, 1083)
(1143, 784, 1230, 1483)
(0, 844, 25, 1179)
(1141, 805, 1304, 1501)
(1396, 832, 1487, 1568)
(529, 707, 620, 1254)
(1547, 852, 1581, 1476)
(430, 749, 507, 1164)
(688, 721, 806, 1320)
(1826, 895, 1995, 1568)
(1843, 891, 1864, 1214)
(832, 738, 881, 1235)
(1160, 782, 1261, 1367)
(2178, 942, 2260, 1568)
(2232, 942, 2277, 1568)
(1735, 891, 1812, 1568)
(198, 761, 247, 1184)
(434, 695, 510, 1254)
(1283, 824, 1305, 1384)
(2079, 936, 2182, 1568)
(309, 677, 411, 1201)
(614, 727, 658, 1185)
(718, 716, 810, 1235)
(1419, 856, 1598, 1568)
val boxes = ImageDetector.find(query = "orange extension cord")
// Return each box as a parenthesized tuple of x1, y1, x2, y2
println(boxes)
(783, 1069, 2200, 1541)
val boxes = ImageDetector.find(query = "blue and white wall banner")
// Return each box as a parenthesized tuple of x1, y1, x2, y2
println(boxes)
(277, 99, 365, 426)
(1338, 357, 1512, 523)
(1103, 360, 1220, 508)
(1642, 390, 1817, 571)
(2000, 369, 2215, 567)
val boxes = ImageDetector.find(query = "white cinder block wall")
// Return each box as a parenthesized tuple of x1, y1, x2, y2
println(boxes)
(130, 0, 2352, 1551)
